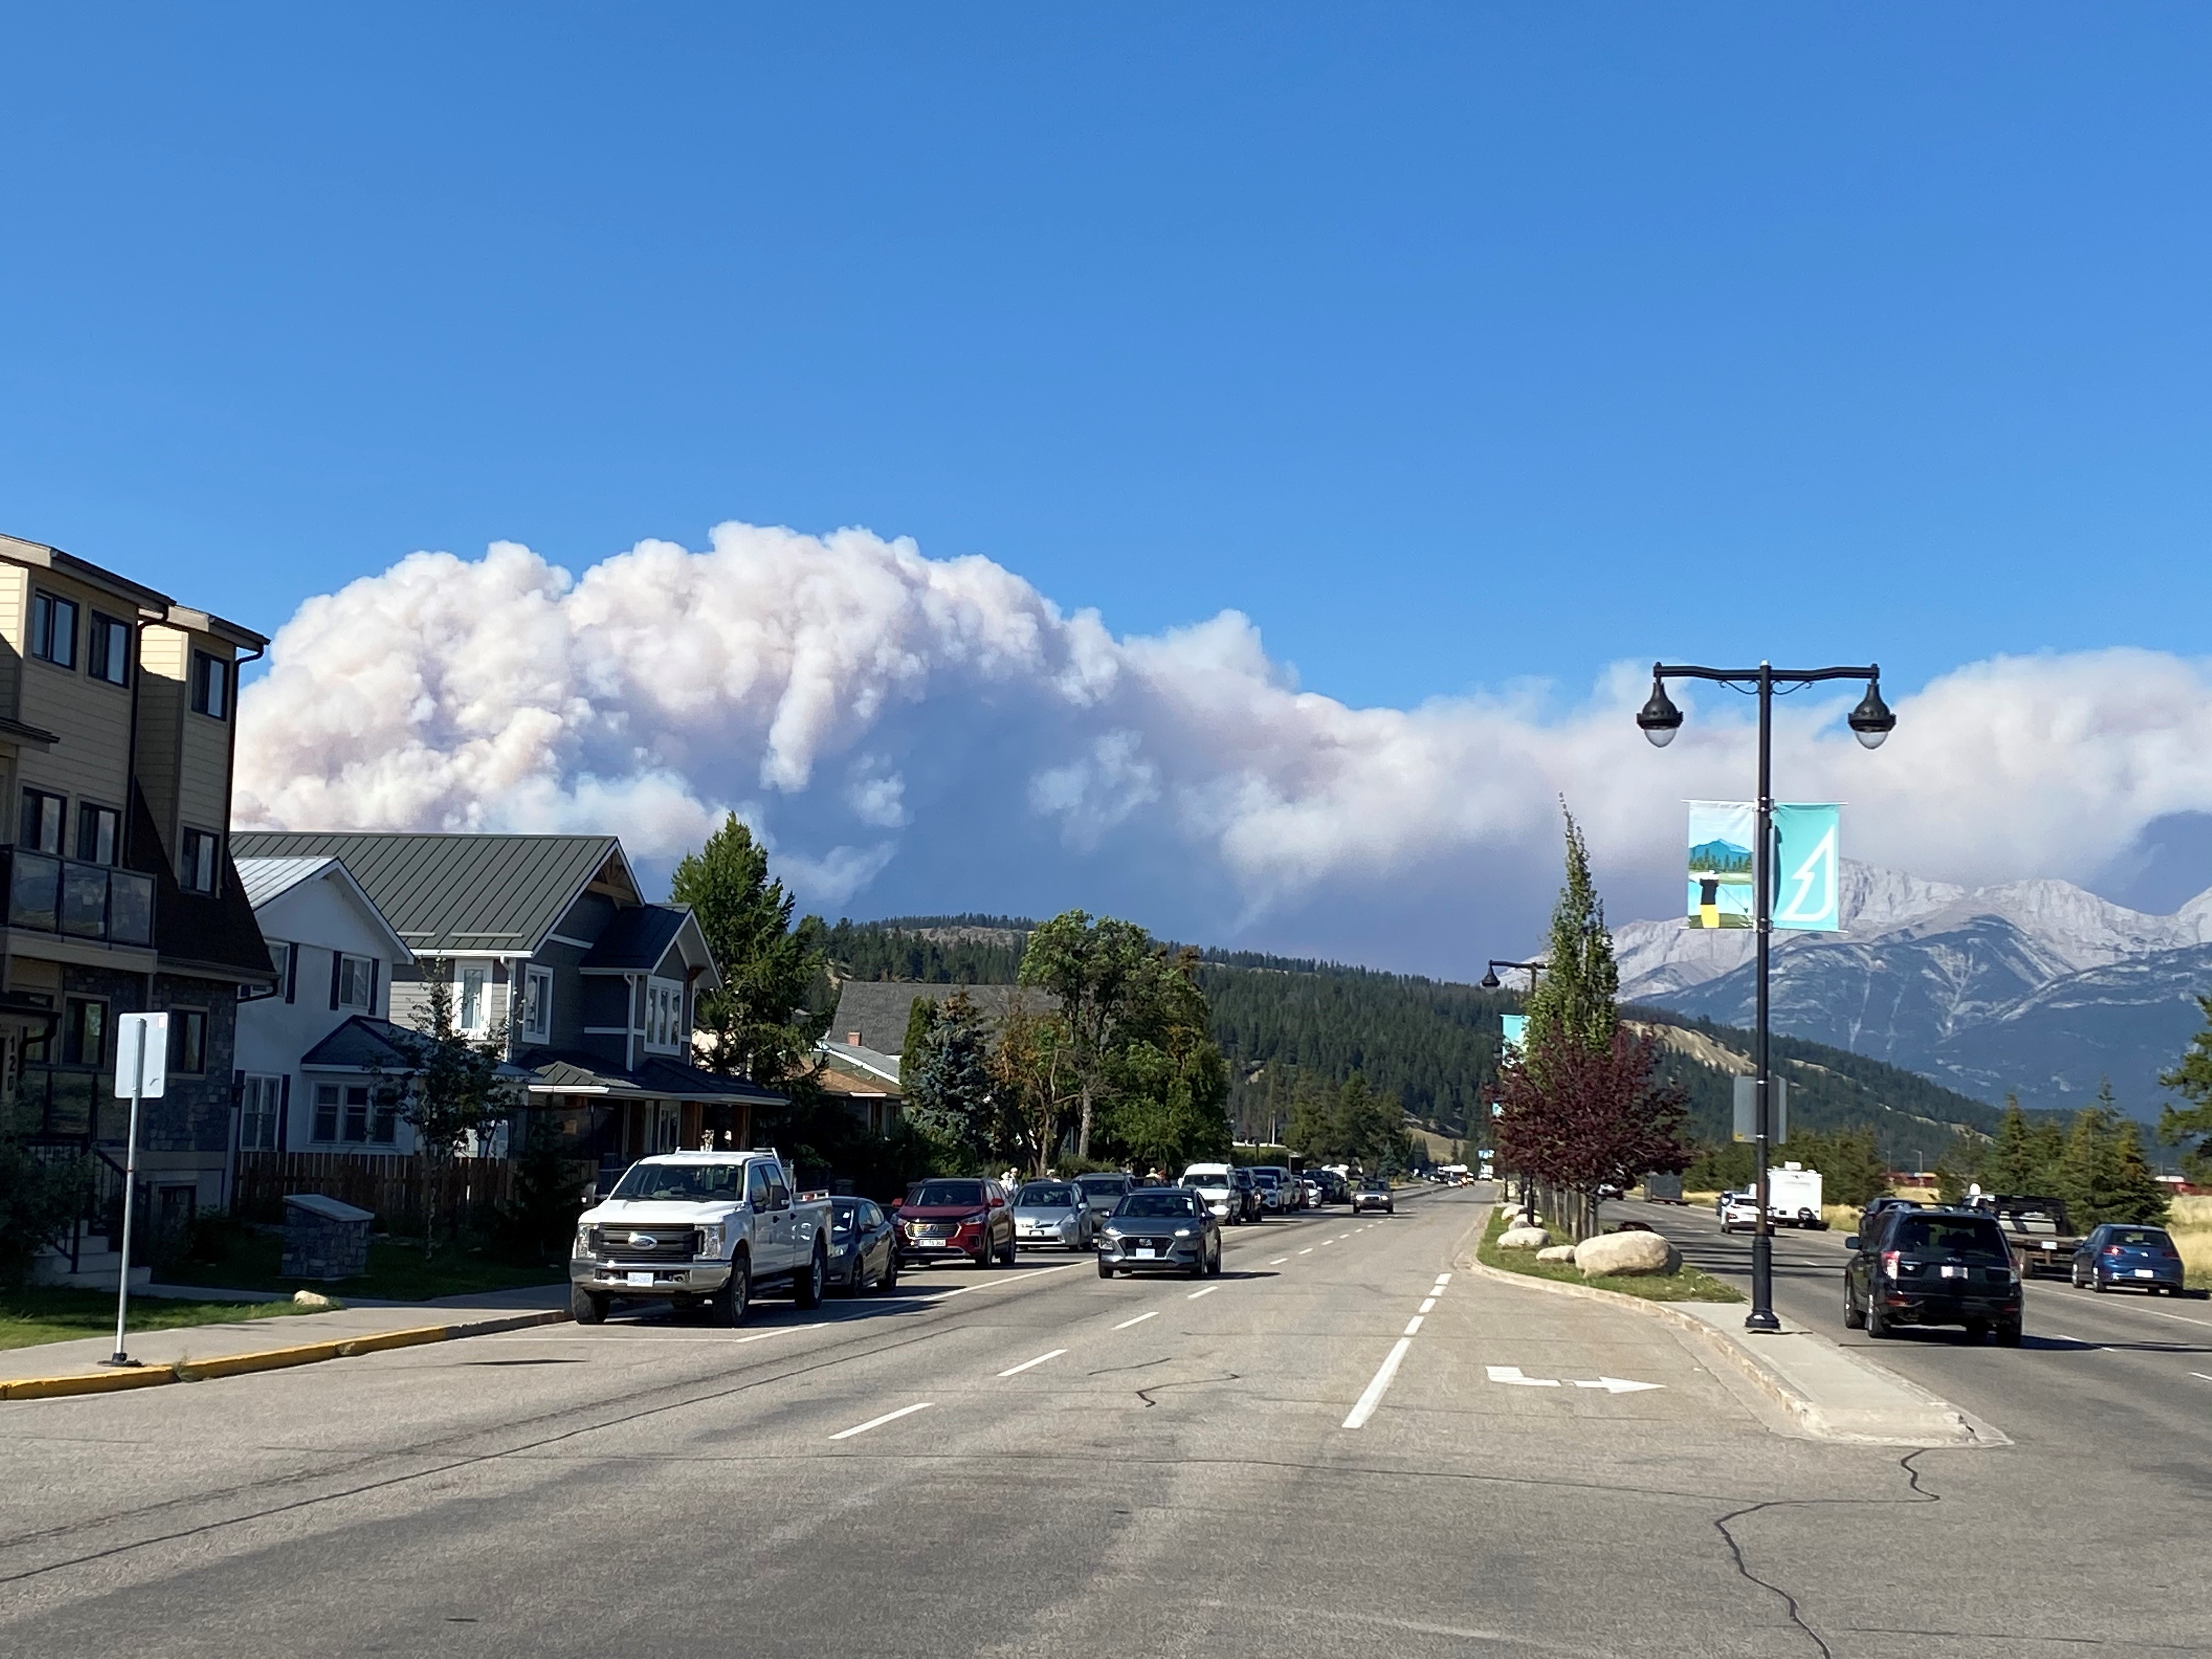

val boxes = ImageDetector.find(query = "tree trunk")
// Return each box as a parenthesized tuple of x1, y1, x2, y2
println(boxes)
(1077, 1081, 1094, 1160)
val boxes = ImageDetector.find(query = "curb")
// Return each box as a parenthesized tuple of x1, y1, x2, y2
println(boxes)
(1458, 1245, 1998, 1447)
(0, 1308, 569, 1402)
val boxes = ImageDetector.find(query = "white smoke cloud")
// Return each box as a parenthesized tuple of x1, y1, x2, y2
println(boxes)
(235, 521, 2212, 966)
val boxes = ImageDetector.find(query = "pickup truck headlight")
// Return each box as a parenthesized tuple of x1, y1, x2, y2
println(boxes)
(697, 1223, 725, 1257)
(573, 1225, 594, 1259)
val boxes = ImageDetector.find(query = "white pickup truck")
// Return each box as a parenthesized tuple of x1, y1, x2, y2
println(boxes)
(571, 1150, 832, 1326)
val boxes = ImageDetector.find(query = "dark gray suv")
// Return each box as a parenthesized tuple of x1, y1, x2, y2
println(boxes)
(1844, 1206, 2022, 1345)
(1097, 1187, 1222, 1279)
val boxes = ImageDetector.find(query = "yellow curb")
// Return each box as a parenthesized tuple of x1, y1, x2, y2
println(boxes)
(1, 1308, 568, 1401)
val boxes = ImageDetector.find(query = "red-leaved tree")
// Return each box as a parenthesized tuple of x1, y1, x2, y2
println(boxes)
(1493, 1028, 1691, 1238)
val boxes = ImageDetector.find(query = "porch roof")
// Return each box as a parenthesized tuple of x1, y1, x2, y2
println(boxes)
(519, 1047, 786, 1107)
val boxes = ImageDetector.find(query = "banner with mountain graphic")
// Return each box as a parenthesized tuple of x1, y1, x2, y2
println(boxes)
(1685, 801, 1842, 931)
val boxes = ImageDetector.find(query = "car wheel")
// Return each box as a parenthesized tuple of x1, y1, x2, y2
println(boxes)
(2091, 1273, 2108, 1294)
(1995, 1319, 2023, 1347)
(794, 1243, 827, 1310)
(1865, 1299, 1891, 1340)
(1842, 1283, 1864, 1329)
(1001, 1232, 1018, 1265)
(881, 1251, 899, 1291)
(2070, 1264, 2085, 1288)
(1207, 1241, 1222, 1276)
(1097, 1257, 1115, 1279)
(712, 1253, 751, 1328)
(571, 1285, 608, 1325)
(974, 1240, 993, 1270)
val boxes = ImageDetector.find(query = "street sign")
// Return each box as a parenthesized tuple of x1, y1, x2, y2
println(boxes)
(1731, 1074, 1787, 1144)
(114, 1012, 168, 1099)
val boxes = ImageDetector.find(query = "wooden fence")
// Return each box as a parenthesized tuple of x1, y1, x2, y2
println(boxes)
(234, 1152, 521, 1232)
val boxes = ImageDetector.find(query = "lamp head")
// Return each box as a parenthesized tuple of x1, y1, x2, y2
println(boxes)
(1637, 675, 1683, 748)
(1848, 679, 1896, 751)
(1479, 968, 1501, 991)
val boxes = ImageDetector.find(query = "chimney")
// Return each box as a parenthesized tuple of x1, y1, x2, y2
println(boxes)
(846, 1031, 862, 1047)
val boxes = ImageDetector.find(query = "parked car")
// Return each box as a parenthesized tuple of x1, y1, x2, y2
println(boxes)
(1843, 1206, 2022, 1344)
(1074, 1171, 1134, 1224)
(1249, 1167, 1290, 1213)
(1231, 1166, 1265, 1221)
(2072, 1223, 2187, 1295)
(1595, 1181, 1624, 1201)
(1311, 1170, 1350, 1206)
(828, 1196, 899, 1294)
(1011, 1180, 1099, 1252)
(1097, 1186, 1221, 1279)
(1300, 1178, 1324, 1208)
(1351, 1177, 1395, 1215)
(571, 1149, 832, 1326)
(896, 1177, 1018, 1268)
(1182, 1163, 1244, 1225)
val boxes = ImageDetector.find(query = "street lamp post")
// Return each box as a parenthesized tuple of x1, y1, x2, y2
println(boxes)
(1636, 660, 1894, 1334)
(1479, 959, 1545, 1217)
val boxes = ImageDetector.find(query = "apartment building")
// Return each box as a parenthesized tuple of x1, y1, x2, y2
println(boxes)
(1, 532, 274, 1268)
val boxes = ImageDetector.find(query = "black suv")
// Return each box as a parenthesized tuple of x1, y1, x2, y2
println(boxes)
(1843, 1206, 2023, 1345)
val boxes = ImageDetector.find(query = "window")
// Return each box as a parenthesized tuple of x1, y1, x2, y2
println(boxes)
(458, 966, 488, 1032)
(170, 1009, 206, 1075)
(312, 1082, 341, 1142)
(179, 829, 219, 893)
(522, 967, 552, 1040)
(240, 1075, 283, 1151)
(645, 978, 683, 1049)
(87, 614, 131, 686)
(19, 991, 53, 1063)
(75, 804, 120, 866)
(336, 953, 376, 1010)
(19, 789, 64, 855)
(61, 998, 105, 1066)
(190, 652, 230, 719)
(30, 591, 77, 668)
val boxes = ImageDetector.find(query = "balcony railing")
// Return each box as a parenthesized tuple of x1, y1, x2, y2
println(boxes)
(3, 848, 155, 948)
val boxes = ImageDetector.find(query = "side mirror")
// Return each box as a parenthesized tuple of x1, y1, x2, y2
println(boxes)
(990, 1195, 1006, 1209)
(1843, 1235, 1860, 1251)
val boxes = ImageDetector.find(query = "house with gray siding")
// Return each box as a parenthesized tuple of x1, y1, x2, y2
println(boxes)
(228, 832, 782, 1183)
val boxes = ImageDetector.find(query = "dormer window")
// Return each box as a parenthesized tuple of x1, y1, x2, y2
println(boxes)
(645, 978, 684, 1052)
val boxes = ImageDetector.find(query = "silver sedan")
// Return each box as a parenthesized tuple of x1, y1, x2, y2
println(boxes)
(1011, 1180, 1099, 1251)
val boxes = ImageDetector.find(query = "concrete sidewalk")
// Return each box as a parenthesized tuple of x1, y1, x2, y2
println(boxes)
(1, 1284, 569, 1398)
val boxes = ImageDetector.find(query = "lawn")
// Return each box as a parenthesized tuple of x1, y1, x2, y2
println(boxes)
(158, 1228, 565, 1303)
(1478, 1207, 1743, 1304)
(1, 1286, 313, 1354)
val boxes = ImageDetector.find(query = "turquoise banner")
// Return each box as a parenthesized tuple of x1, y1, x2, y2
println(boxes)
(1771, 803, 1841, 932)
(1500, 1014, 1526, 1056)
(1684, 800, 1842, 932)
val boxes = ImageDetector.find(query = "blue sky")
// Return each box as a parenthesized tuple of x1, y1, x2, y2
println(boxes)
(8, 8, 2212, 956)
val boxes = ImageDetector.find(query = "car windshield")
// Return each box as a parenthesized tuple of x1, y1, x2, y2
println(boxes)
(909, 1181, 986, 1207)
(1075, 1175, 1127, 1196)
(1362, 1180, 1388, 1190)
(1018, 1183, 1077, 1207)
(1252, 1172, 1279, 1186)
(1183, 1169, 1227, 1184)
(1893, 1217, 2010, 1259)
(2109, 1228, 2172, 1248)
(608, 1161, 746, 1201)
(1118, 1192, 1199, 1219)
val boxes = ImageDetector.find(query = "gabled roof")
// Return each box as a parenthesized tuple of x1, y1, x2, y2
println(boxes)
(236, 855, 415, 964)
(826, 981, 1055, 1056)
(300, 1015, 533, 1079)
(580, 905, 692, 970)
(818, 1039, 901, 1087)
(520, 1047, 786, 1105)
(229, 833, 639, 955)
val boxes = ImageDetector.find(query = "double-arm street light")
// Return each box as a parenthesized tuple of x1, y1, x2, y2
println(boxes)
(1636, 661, 1895, 1334)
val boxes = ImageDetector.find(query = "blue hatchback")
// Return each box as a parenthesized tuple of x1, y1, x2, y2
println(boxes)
(2071, 1223, 2187, 1295)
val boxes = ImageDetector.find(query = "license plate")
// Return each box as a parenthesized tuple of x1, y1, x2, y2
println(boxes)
(1939, 1265, 1965, 1278)
(625, 1272, 653, 1286)
(1135, 1246, 1158, 1259)
(2136, 1268, 2155, 1278)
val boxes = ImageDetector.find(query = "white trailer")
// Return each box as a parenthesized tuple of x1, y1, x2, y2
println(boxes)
(1765, 1163, 1827, 1228)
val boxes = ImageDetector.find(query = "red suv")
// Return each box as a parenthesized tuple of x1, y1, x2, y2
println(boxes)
(895, 1177, 1017, 1268)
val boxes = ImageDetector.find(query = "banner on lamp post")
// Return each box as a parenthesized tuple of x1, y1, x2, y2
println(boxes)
(1684, 801, 1843, 933)
(1499, 1014, 1526, 1057)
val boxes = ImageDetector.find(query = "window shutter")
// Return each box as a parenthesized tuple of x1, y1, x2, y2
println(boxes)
(368, 959, 380, 1017)
(329, 950, 342, 1012)
(232, 1068, 245, 1108)
(285, 944, 297, 1004)
(278, 1075, 291, 1150)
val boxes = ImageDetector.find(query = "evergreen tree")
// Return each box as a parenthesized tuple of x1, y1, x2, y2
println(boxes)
(900, 990, 996, 1164)
(1521, 804, 1620, 1070)
(671, 814, 829, 1084)
(2055, 1085, 2171, 1228)
(2158, 994, 2212, 1182)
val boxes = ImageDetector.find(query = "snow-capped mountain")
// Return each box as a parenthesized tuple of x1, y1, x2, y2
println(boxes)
(1614, 861, 2212, 1120)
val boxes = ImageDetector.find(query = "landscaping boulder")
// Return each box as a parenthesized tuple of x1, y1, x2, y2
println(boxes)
(1535, 1244, 1577, 1264)
(1575, 1229, 1680, 1278)
(1497, 1225, 1553, 1250)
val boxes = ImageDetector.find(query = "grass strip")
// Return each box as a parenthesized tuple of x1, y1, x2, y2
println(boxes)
(1477, 1206, 1743, 1304)
(1, 1287, 315, 1353)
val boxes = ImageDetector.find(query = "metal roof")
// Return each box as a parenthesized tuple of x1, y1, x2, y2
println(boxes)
(235, 855, 337, 909)
(522, 1048, 786, 1105)
(229, 833, 634, 955)
(579, 905, 691, 971)
(826, 981, 1054, 1055)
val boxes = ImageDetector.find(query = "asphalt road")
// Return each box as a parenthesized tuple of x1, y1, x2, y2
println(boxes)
(4, 1187, 2206, 1658)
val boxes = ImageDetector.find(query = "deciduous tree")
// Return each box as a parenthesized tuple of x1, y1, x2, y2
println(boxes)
(390, 966, 522, 1260)
(1018, 911, 1155, 1158)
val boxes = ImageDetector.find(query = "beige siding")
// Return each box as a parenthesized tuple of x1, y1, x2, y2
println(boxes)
(14, 571, 140, 836)
(0, 566, 25, 722)
(176, 684, 233, 849)
(134, 625, 191, 862)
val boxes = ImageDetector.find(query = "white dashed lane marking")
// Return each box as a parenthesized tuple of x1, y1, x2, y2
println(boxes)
(830, 1402, 932, 1441)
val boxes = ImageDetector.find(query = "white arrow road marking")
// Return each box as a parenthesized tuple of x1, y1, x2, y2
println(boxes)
(1573, 1376, 1666, 1395)
(1485, 1365, 1561, 1387)
(997, 1348, 1067, 1377)
(830, 1402, 932, 1440)
(1343, 1337, 1414, 1429)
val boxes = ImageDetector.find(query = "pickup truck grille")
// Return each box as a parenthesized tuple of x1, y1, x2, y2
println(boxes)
(592, 1227, 700, 1263)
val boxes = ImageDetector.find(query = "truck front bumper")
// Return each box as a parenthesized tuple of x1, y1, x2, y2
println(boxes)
(572, 1257, 733, 1298)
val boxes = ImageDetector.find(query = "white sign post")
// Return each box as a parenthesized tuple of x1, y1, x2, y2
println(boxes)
(103, 1012, 168, 1369)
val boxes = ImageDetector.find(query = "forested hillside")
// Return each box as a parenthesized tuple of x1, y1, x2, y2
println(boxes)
(817, 916, 2006, 1160)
